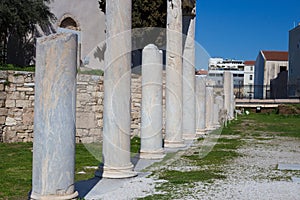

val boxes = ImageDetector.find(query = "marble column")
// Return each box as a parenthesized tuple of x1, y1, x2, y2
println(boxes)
(224, 72, 234, 120)
(195, 76, 206, 136)
(31, 33, 78, 200)
(102, 0, 136, 178)
(215, 95, 224, 126)
(182, 9, 196, 140)
(140, 44, 165, 159)
(165, 0, 185, 148)
(213, 102, 220, 128)
(205, 80, 215, 131)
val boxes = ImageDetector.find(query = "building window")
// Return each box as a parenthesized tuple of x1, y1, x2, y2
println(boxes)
(280, 66, 287, 72)
(250, 75, 253, 81)
(250, 66, 253, 71)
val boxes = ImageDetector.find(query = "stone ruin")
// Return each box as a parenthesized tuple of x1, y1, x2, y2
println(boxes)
(30, 0, 235, 199)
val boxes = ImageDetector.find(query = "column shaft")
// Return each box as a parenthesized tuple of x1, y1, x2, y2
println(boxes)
(140, 44, 165, 159)
(205, 81, 215, 131)
(196, 76, 206, 135)
(224, 72, 234, 120)
(102, 0, 136, 178)
(182, 14, 196, 140)
(165, 0, 185, 147)
(31, 33, 78, 199)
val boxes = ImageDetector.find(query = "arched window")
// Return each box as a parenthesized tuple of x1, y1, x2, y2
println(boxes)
(59, 17, 79, 30)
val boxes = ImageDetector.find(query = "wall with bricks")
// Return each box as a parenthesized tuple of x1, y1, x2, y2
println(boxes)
(0, 70, 143, 143)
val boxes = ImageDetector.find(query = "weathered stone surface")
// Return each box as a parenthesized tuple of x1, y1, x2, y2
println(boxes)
(224, 72, 234, 120)
(31, 33, 78, 199)
(8, 74, 24, 84)
(101, 0, 136, 179)
(5, 100, 15, 108)
(165, 0, 185, 148)
(5, 117, 17, 126)
(0, 72, 143, 143)
(76, 113, 96, 129)
(183, 11, 196, 140)
(196, 76, 206, 135)
(206, 80, 215, 130)
(140, 44, 164, 159)
(16, 100, 31, 108)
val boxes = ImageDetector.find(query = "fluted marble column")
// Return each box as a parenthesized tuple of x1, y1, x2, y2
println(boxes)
(224, 72, 234, 120)
(31, 33, 78, 200)
(182, 7, 196, 140)
(140, 44, 165, 159)
(102, 0, 136, 178)
(196, 76, 206, 136)
(205, 80, 215, 131)
(165, 0, 185, 148)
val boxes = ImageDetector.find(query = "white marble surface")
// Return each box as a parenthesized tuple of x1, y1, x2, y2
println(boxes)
(140, 44, 165, 159)
(196, 76, 207, 134)
(165, 0, 185, 148)
(102, 0, 136, 178)
(182, 14, 196, 139)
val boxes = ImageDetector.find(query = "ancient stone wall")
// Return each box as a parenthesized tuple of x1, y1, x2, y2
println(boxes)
(0, 70, 142, 143)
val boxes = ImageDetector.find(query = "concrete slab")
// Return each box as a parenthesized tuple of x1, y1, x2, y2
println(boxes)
(278, 164, 300, 171)
(84, 139, 196, 199)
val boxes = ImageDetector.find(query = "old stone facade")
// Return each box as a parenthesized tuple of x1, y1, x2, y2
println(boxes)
(0, 71, 142, 143)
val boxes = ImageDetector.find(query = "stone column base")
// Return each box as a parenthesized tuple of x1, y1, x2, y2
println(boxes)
(101, 164, 137, 179)
(183, 133, 197, 140)
(196, 129, 207, 137)
(164, 140, 186, 148)
(30, 191, 78, 200)
(140, 149, 165, 160)
(205, 127, 215, 131)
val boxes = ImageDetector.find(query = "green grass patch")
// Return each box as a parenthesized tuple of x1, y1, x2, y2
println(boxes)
(0, 137, 142, 199)
(158, 170, 225, 184)
(0, 143, 32, 199)
(78, 69, 104, 76)
(0, 64, 35, 72)
(131, 136, 141, 154)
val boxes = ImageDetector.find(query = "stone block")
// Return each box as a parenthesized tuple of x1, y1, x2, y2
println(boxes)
(76, 113, 96, 129)
(0, 84, 4, 91)
(5, 100, 15, 107)
(0, 108, 8, 116)
(7, 91, 20, 99)
(77, 93, 91, 102)
(17, 87, 34, 92)
(8, 74, 25, 84)
(5, 117, 17, 126)
(16, 100, 32, 108)
(0, 116, 6, 124)
(23, 108, 34, 125)
(0, 92, 6, 100)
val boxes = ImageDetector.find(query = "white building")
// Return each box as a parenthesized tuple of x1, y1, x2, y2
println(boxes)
(254, 50, 288, 99)
(208, 58, 244, 86)
(209, 58, 244, 71)
(288, 24, 300, 97)
(38, 0, 106, 69)
(243, 61, 255, 98)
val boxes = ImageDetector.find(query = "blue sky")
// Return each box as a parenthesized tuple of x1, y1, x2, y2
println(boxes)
(195, 0, 300, 69)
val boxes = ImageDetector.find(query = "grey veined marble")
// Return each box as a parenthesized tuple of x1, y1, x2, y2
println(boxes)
(140, 44, 165, 159)
(165, 0, 185, 148)
(101, 0, 137, 178)
(31, 33, 78, 199)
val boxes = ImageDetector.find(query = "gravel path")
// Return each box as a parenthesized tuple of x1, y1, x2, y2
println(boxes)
(189, 136, 300, 200)
(86, 132, 300, 200)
